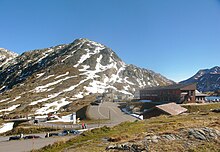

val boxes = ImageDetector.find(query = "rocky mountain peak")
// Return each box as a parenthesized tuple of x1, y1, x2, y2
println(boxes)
(0, 38, 174, 115)
(209, 66, 220, 74)
(180, 66, 220, 92)
(0, 48, 18, 69)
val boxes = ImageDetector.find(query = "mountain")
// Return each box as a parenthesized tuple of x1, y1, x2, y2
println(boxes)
(180, 66, 220, 92)
(0, 38, 174, 116)
(0, 48, 18, 70)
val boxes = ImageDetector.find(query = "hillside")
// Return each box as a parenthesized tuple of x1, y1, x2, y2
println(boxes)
(0, 48, 18, 70)
(180, 66, 220, 92)
(0, 38, 174, 116)
(36, 104, 220, 152)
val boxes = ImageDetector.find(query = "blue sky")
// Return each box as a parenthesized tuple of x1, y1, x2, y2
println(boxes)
(0, 0, 220, 82)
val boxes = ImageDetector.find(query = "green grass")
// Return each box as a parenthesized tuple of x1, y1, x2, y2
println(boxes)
(182, 103, 220, 113)
(33, 126, 114, 152)
(35, 111, 220, 152)
(188, 142, 220, 152)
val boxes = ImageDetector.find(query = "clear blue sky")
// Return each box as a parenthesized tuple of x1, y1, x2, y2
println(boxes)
(0, 0, 220, 82)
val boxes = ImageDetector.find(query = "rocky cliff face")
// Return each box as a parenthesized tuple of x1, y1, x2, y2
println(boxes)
(0, 38, 174, 115)
(0, 48, 18, 70)
(180, 66, 220, 92)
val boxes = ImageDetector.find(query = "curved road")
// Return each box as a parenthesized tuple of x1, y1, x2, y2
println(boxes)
(0, 101, 137, 152)
(87, 101, 137, 124)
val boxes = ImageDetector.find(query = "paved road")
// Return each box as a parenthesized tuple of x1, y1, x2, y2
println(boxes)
(36, 120, 114, 130)
(0, 101, 137, 152)
(0, 133, 53, 143)
(0, 135, 74, 152)
(87, 101, 137, 125)
(37, 101, 137, 129)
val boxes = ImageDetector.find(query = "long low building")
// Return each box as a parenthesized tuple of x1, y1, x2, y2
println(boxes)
(143, 102, 188, 119)
(140, 83, 196, 103)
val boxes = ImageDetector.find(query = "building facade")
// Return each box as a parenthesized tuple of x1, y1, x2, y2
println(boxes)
(140, 83, 196, 103)
(195, 90, 208, 103)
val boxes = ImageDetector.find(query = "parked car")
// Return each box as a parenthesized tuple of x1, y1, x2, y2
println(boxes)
(45, 130, 80, 138)
(90, 101, 100, 106)
(24, 135, 41, 139)
(61, 129, 80, 135)
(69, 129, 80, 135)
(9, 134, 24, 140)
(9, 136, 22, 141)
(45, 132, 59, 138)
(61, 130, 70, 136)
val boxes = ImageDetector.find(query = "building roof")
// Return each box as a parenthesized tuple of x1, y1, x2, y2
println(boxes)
(155, 102, 187, 115)
(195, 90, 208, 97)
(141, 83, 196, 91)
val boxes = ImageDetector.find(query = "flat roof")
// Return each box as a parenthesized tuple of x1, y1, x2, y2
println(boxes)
(156, 102, 187, 115)
(141, 83, 196, 91)
(195, 90, 208, 97)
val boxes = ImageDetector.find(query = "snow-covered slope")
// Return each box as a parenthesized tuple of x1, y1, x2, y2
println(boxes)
(0, 38, 174, 116)
(180, 66, 220, 92)
(0, 48, 18, 69)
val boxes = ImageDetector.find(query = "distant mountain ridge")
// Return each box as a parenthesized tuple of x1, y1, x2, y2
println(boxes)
(180, 66, 220, 92)
(0, 38, 174, 115)
(0, 48, 18, 70)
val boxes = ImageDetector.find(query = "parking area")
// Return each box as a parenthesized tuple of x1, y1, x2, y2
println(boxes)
(0, 129, 81, 152)
(0, 135, 74, 152)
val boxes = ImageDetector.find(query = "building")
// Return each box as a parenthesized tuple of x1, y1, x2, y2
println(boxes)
(143, 102, 187, 119)
(140, 83, 196, 103)
(133, 91, 140, 99)
(195, 90, 208, 103)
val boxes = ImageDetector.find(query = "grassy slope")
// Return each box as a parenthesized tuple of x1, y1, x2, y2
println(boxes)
(182, 103, 220, 113)
(35, 103, 220, 152)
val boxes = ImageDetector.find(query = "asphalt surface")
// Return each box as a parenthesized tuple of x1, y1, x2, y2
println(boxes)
(87, 101, 137, 124)
(0, 101, 137, 152)
(0, 134, 74, 152)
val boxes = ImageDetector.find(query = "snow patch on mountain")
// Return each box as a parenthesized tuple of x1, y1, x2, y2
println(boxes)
(0, 122, 14, 133)
(0, 38, 174, 115)
(0, 98, 10, 103)
(29, 92, 62, 106)
(8, 96, 21, 103)
(42, 74, 55, 80)
(0, 104, 20, 113)
(35, 98, 70, 115)
(55, 72, 69, 79)
(36, 72, 45, 78)
(181, 66, 220, 92)
(0, 48, 18, 68)
(75, 92, 84, 98)
(33, 75, 77, 93)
